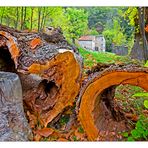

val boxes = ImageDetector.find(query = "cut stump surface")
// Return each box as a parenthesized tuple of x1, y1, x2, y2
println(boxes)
(0, 72, 32, 141)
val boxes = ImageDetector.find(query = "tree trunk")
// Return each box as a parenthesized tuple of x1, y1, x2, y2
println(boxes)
(0, 24, 82, 127)
(38, 7, 41, 32)
(15, 7, 19, 29)
(0, 72, 32, 141)
(145, 8, 148, 40)
(130, 33, 144, 60)
(42, 9, 50, 29)
(30, 7, 34, 31)
(78, 64, 148, 141)
(138, 7, 148, 62)
(0, 7, 5, 24)
(20, 7, 24, 30)
(40, 7, 45, 30)
(23, 7, 27, 30)
(130, 7, 148, 61)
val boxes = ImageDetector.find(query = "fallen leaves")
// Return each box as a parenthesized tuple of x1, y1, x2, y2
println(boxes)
(27, 111, 38, 129)
(125, 113, 139, 122)
(34, 127, 54, 138)
(145, 25, 148, 32)
(74, 128, 86, 141)
(57, 138, 68, 141)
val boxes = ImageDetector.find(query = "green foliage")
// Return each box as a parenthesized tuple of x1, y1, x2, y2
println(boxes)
(102, 29, 114, 52)
(65, 8, 88, 42)
(0, 6, 135, 50)
(122, 116, 148, 141)
(124, 7, 138, 27)
(59, 115, 70, 126)
(78, 126, 84, 133)
(85, 27, 99, 35)
(133, 92, 148, 109)
(0, 7, 89, 42)
(133, 93, 148, 97)
(127, 116, 148, 141)
(119, 88, 148, 141)
(73, 136, 78, 141)
(41, 7, 70, 39)
(85, 7, 113, 29)
(122, 132, 129, 138)
(144, 61, 148, 67)
(101, 7, 135, 52)
(103, 19, 127, 51)
(127, 137, 135, 141)
(144, 100, 148, 109)
(112, 19, 127, 46)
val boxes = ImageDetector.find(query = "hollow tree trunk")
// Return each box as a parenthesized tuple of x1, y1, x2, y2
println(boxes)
(78, 64, 148, 141)
(0, 24, 82, 127)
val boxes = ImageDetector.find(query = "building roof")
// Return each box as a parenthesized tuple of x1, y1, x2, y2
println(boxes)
(78, 35, 95, 41)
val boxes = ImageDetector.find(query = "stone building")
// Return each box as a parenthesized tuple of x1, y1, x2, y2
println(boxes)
(78, 35, 106, 52)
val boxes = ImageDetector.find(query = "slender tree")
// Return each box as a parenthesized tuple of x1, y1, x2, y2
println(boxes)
(30, 7, 34, 31)
(22, 7, 27, 29)
(38, 7, 42, 32)
(0, 7, 5, 24)
(15, 7, 19, 29)
(40, 7, 46, 30)
(20, 7, 24, 30)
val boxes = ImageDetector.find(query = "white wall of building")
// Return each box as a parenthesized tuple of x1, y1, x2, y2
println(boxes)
(78, 40, 95, 51)
(95, 36, 106, 52)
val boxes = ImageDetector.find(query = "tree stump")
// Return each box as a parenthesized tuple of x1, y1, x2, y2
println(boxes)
(0, 24, 82, 127)
(0, 72, 32, 141)
(78, 65, 148, 141)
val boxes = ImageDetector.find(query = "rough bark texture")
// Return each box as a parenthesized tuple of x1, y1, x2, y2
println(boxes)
(130, 33, 145, 60)
(130, 7, 148, 61)
(78, 64, 148, 141)
(0, 72, 32, 141)
(0, 24, 82, 127)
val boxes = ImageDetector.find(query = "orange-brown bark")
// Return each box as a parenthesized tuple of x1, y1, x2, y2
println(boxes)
(78, 65, 148, 141)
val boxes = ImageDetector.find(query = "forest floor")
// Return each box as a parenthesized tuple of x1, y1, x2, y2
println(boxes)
(29, 48, 148, 141)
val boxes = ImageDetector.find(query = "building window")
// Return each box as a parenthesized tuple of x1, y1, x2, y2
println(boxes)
(95, 47, 99, 51)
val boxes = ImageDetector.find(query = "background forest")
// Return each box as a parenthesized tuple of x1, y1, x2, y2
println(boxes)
(1, 7, 148, 62)
(0, 7, 141, 53)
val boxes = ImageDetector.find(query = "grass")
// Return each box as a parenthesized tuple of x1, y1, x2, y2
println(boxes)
(78, 47, 142, 68)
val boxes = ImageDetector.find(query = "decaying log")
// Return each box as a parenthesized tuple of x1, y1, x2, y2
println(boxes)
(2, 24, 148, 141)
(0, 24, 82, 127)
(0, 72, 32, 141)
(78, 65, 148, 141)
